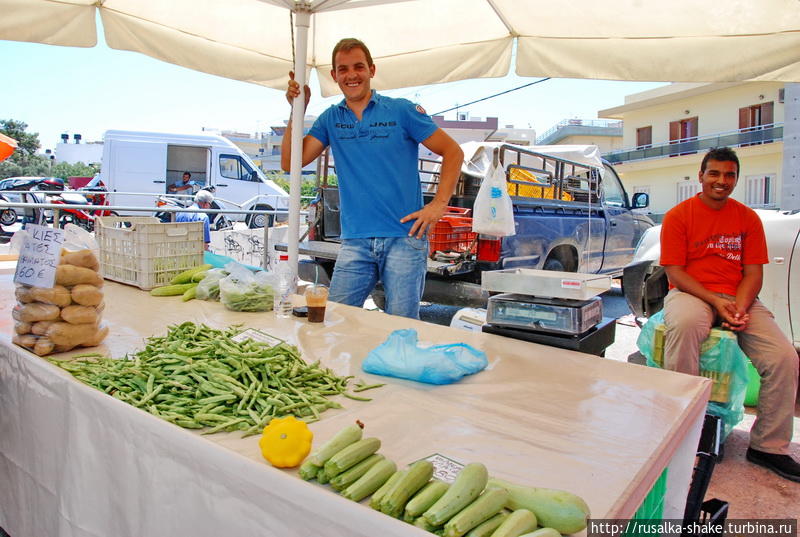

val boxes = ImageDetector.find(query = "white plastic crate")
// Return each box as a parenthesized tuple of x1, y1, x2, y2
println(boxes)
(95, 216, 204, 290)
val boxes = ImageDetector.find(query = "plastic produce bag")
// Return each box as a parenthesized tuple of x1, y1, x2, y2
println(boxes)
(637, 311, 748, 440)
(196, 267, 228, 300)
(472, 160, 515, 237)
(219, 262, 276, 312)
(362, 329, 488, 385)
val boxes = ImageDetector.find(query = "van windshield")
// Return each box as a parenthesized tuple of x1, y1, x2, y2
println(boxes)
(220, 154, 258, 182)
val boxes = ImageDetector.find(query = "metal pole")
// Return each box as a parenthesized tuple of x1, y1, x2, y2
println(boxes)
(288, 6, 311, 289)
(268, 215, 274, 270)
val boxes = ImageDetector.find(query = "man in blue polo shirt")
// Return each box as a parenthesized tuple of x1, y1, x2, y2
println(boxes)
(281, 38, 463, 319)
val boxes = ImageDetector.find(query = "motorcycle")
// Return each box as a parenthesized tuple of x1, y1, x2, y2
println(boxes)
(31, 178, 95, 232)
(155, 186, 232, 231)
(79, 178, 117, 218)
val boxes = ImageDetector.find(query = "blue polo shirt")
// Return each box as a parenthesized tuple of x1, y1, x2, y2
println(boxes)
(309, 91, 438, 239)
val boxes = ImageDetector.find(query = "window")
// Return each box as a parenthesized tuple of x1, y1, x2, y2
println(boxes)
(676, 181, 700, 203)
(636, 126, 652, 149)
(601, 168, 626, 207)
(219, 154, 257, 181)
(745, 174, 776, 207)
(739, 102, 774, 146)
(669, 117, 698, 156)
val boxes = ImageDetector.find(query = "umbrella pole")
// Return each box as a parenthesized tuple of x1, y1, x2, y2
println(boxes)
(287, 8, 311, 286)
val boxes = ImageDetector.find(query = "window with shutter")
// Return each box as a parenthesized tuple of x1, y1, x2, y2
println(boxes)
(669, 118, 698, 157)
(745, 174, 776, 207)
(738, 102, 774, 146)
(636, 126, 652, 149)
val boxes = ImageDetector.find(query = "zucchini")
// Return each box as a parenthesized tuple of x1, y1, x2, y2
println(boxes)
(370, 470, 405, 510)
(380, 460, 434, 517)
(316, 466, 331, 484)
(487, 477, 590, 535)
(489, 509, 537, 537)
(330, 453, 384, 491)
(298, 459, 321, 481)
(182, 285, 198, 302)
(324, 437, 381, 477)
(443, 487, 508, 537)
(519, 529, 561, 537)
(150, 283, 197, 296)
(414, 515, 443, 533)
(464, 511, 509, 537)
(307, 422, 364, 467)
(404, 480, 450, 522)
(423, 462, 489, 526)
(171, 264, 213, 285)
(342, 458, 397, 502)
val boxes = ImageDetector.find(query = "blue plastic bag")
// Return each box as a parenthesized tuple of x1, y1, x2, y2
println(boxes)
(362, 329, 488, 385)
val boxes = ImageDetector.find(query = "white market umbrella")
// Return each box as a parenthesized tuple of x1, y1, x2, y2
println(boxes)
(3, 0, 800, 268)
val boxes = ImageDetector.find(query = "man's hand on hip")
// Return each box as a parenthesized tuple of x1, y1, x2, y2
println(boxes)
(401, 199, 448, 239)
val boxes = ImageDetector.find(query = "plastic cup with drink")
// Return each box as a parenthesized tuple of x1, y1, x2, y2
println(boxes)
(304, 285, 329, 323)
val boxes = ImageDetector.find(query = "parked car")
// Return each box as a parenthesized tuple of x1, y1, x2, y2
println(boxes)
(280, 142, 653, 308)
(622, 209, 800, 350)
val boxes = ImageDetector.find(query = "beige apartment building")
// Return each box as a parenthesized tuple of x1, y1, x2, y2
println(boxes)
(599, 82, 789, 215)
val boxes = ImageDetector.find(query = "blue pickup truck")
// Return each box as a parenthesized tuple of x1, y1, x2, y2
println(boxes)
(287, 142, 653, 308)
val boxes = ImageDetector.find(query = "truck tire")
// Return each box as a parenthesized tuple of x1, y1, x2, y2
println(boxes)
(247, 205, 274, 229)
(543, 257, 565, 272)
(371, 289, 386, 311)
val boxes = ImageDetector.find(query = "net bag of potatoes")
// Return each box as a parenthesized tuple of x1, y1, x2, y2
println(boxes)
(12, 247, 108, 357)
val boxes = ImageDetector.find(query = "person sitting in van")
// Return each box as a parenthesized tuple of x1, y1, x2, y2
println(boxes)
(176, 190, 213, 250)
(169, 171, 198, 194)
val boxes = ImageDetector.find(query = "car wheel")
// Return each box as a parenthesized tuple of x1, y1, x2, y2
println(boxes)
(543, 257, 566, 271)
(0, 208, 17, 226)
(247, 205, 275, 229)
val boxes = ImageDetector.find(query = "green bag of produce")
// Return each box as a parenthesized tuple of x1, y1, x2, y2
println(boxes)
(637, 312, 748, 440)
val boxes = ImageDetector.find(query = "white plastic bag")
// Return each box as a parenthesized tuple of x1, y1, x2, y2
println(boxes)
(472, 162, 515, 237)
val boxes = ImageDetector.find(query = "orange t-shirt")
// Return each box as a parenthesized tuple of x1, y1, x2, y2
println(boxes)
(660, 195, 768, 296)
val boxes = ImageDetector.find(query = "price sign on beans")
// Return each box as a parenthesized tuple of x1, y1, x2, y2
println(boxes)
(14, 225, 64, 288)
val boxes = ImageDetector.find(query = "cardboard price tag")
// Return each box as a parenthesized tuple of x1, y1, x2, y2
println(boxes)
(13, 225, 65, 288)
(423, 453, 465, 484)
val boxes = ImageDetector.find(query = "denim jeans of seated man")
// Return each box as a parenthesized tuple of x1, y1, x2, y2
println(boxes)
(328, 236, 428, 319)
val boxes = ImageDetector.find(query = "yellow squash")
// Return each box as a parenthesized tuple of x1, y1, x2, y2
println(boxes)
(259, 416, 313, 468)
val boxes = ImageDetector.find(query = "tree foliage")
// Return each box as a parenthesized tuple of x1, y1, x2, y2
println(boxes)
(0, 119, 99, 181)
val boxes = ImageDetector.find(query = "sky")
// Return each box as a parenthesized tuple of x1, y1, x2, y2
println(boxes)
(1, 37, 667, 151)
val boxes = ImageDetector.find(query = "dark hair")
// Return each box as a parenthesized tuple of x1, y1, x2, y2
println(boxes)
(183, 171, 191, 177)
(331, 38, 373, 69)
(700, 147, 739, 176)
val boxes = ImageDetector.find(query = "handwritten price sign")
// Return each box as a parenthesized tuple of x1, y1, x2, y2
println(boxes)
(423, 453, 465, 484)
(14, 225, 64, 288)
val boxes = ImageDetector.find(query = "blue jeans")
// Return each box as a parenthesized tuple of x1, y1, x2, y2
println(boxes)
(329, 237, 428, 319)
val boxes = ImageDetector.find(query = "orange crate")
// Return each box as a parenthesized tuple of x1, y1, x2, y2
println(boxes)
(429, 215, 476, 256)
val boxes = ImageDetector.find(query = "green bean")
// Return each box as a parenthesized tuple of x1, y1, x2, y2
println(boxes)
(46, 322, 383, 437)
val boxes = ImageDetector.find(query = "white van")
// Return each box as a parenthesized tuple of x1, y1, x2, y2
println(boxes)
(99, 130, 290, 227)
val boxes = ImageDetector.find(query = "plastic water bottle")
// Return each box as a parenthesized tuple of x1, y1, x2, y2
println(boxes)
(274, 254, 296, 318)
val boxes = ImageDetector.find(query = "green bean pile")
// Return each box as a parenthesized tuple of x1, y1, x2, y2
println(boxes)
(48, 322, 378, 436)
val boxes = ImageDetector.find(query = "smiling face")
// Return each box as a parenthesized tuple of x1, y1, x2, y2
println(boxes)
(331, 47, 375, 105)
(698, 159, 738, 207)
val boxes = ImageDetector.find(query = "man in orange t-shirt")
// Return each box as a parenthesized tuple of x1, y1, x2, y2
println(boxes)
(660, 147, 799, 482)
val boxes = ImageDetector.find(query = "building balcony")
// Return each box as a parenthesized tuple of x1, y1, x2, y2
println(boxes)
(604, 123, 783, 164)
(536, 119, 623, 145)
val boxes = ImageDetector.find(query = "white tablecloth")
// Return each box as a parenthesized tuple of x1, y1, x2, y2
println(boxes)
(0, 275, 710, 537)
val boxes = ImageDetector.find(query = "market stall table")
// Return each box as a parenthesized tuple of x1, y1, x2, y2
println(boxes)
(0, 274, 710, 537)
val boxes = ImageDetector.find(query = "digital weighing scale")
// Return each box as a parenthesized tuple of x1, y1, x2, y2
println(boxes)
(480, 268, 616, 356)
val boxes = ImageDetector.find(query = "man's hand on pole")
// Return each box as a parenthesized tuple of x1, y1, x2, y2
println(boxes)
(286, 71, 311, 109)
